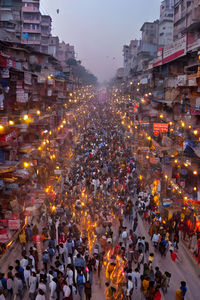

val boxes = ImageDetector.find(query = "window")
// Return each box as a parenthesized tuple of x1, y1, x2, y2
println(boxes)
(23, 23, 31, 29)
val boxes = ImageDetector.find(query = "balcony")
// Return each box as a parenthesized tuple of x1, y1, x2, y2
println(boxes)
(22, 28, 41, 34)
(24, 40, 40, 45)
(22, 6, 39, 13)
(23, 18, 40, 24)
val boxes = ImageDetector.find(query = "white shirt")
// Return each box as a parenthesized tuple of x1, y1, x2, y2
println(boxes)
(127, 280, 133, 296)
(63, 285, 71, 297)
(152, 233, 160, 243)
(36, 295, 45, 300)
(24, 269, 31, 284)
(29, 255, 35, 268)
(38, 282, 46, 294)
(67, 269, 74, 286)
(29, 276, 37, 293)
(20, 258, 28, 269)
(49, 280, 57, 298)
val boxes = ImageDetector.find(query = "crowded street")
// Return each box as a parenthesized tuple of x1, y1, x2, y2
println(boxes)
(0, 86, 199, 300)
(1, 0, 200, 299)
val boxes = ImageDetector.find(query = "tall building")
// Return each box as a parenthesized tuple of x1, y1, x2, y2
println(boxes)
(123, 40, 139, 78)
(21, 0, 41, 51)
(48, 36, 59, 58)
(174, 0, 200, 50)
(140, 20, 159, 45)
(57, 42, 75, 65)
(159, 0, 174, 46)
(0, 0, 22, 41)
(41, 15, 52, 54)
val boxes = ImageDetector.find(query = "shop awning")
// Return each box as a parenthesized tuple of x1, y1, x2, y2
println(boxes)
(18, 144, 35, 153)
(0, 162, 17, 174)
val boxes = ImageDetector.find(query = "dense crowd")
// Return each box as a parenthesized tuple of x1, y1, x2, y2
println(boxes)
(0, 100, 188, 300)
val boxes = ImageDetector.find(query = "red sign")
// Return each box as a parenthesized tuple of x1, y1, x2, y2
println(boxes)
(8, 219, 20, 230)
(0, 219, 8, 227)
(163, 36, 186, 64)
(190, 108, 200, 115)
(153, 123, 169, 133)
(0, 130, 17, 145)
(153, 130, 159, 136)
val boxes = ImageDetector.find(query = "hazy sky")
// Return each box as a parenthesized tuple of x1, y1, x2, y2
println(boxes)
(40, 0, 161, 82)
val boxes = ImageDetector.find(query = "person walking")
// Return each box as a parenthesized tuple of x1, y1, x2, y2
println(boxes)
(175, 281, 187, 300)
(122, 227, 128, 248)
(29, 272, 37, 300)
(76, 271, 85, 300)
(85, 280, 92, 300)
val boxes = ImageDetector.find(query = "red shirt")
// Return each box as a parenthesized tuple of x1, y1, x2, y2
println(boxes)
(154, 291, 161, 300)
(171, 251, 178, 261)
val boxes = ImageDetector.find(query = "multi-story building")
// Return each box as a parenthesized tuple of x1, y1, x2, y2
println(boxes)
(0, 0, 22, 41)
(140, 20, 159, 45)
(123, 40, 139, 79)
(174, 0, 200, 42)
(137, 21, 159, 72)
(57, 42, 75, 65)
(159, 0, 174, 46)
(21, 0, 41, 51)
(41, 15, 52, 54)
(48, 36, 59, 58)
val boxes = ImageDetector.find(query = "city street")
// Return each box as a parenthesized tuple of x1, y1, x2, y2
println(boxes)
(1, 1, 200, 300)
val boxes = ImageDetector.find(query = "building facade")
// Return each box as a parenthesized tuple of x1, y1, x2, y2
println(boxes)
(57, 42, 75, 65)
(159, 0, 174, 46)
(140, 21, 159, 45)
(48, 36, 59, 58)
(21, 0, 41, 51)
(0, 0, 22, 42)
(41, 15, 52, 54)
(123, 40, 139, 79)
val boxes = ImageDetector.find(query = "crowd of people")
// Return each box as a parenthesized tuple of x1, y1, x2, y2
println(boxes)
(0, 98, 188, 300)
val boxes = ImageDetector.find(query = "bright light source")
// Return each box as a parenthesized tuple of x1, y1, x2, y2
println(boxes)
(24, 162, 29, 168)
(23, 114, 29, 121)
(193, 130, 198, 135)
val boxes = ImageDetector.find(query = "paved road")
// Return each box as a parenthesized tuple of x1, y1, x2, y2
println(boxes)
(1, 211, 200, 300)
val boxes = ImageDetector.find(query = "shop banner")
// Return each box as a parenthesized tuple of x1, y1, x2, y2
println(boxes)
(8, 219, 20, 230)
(153, 123, 169, 132)
(24, 72, 32, 85)
(0, 233, 9, 243)
(34, 198, 44, 204)
(163, 36, 186, 64)
(0, 219, 8, 227)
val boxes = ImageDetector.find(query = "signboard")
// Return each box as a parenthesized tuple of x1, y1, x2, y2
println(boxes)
(34, 198, 44, 204)
(190, 108, 200, 115)
(153, 130, 159, 136)
(24, 72, 32, 85)
(153, 123, 169, 132)
(187, 31, 200, 52)
(188, 77, 197, 86)
(8, 219, 20, 230)
(177, 75, 187, 86)
(0, 130, 17, 145)
(163, 36, 186, 64)
(0, 233, 9, 243)
(153, 48, 163, 67)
